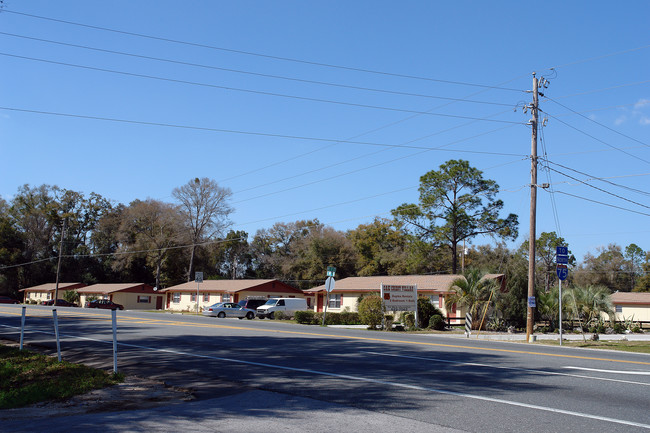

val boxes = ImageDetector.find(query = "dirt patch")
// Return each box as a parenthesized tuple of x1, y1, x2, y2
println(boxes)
(0, 374, 194, 420)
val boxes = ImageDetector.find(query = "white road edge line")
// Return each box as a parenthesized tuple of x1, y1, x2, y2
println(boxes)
(361, 351, 650, 387)
(564, 366, 650, 375)
(2, 324, 649, 430)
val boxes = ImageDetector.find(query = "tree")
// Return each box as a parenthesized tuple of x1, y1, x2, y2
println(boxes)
(215, 230, 253, 279)
(564, 285, 614, 328)
(624, 243, 645, 291)
(347, 218, 409, 276)
(519, 232, 575, 292)
(173, 178, 233, 281)
(114, 199, 185, 289)
(357, 294, 384, 329)
(392, 160, 518, 273)
(0, 198, 25, 296)
(573, 244, 627, 292)
(445, 269, 499, 329)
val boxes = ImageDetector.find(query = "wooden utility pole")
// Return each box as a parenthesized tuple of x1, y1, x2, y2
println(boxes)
(526, 73, 539, 343)
(53, 218, 66, 304)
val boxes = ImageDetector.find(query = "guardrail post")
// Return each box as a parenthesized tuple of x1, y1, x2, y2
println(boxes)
(20, 306, 26, 350)
(53, 309, 61, 362)
(112, 309, 118, 374)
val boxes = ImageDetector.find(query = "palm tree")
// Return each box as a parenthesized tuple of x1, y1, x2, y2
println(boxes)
(566, 285, 614, 325)
(445, 269, 498, 329)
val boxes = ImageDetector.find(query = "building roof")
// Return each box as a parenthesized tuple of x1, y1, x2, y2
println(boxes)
(19, 283, 86, 292)
(77, 283, 151, 294)
(304, 275, 468, 294)
(160, 279, 301, 293)
(611, 291, 650, 305)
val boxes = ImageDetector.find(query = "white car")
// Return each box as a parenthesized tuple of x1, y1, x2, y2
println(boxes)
(203, 302, 256, 319)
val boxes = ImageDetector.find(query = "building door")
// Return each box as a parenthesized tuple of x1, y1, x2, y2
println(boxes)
(156, 296, 163, 310)
(317, 294, 323, 312)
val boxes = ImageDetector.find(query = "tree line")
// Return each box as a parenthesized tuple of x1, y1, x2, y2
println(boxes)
(1, 161, 648, 312)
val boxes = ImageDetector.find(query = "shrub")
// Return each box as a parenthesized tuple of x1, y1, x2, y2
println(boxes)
(294, 310, 315, 324)
(417, 298, 444, 329)
(403, 312, 416, 330)
(384, 314, 394, 331)
(358, 295, 384, 329)
(274, 311, 287, 320)
(429, 314, 445, 331)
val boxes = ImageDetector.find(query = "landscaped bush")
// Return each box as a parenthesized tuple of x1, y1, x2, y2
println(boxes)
(358, 294, 384, 329)
(403, 312, 416, 330)
(429, 314, 445, 331)
(274, 311, 287, 320)
(417, 298, 444, 329)
(294, 310, 315, 324)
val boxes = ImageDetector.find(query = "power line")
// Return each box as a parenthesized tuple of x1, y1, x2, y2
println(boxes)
(541, 110, 650, 165)
(552, 80, 650, 99)
(544, 160, 650, 197)
(546, 166, 650, 210)
(553, 190, 650, 217)
(549, 44, 650, 70)
(544, 96, 650, 148)
(0, 52, 524, 124)
(2, 10, 526, 92)
(0, 106, 526, 154)
(0, 32, 517, 108)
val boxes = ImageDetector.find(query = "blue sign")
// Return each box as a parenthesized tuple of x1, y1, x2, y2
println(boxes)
(555, 255, 569, 264)
(556, 246, 568, 256)
(556, 264, 568, 281)
(528, 296, 536, 308)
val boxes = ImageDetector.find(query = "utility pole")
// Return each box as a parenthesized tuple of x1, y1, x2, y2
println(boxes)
(526, 73, 539, 343)
(53, 218, 66, 304)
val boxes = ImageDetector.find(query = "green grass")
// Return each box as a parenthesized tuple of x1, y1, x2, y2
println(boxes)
(538, 340, 650, 354)
(0, 345, 123, 409)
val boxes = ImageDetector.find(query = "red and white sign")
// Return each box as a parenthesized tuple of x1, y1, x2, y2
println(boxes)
(381, 284, 417, 312)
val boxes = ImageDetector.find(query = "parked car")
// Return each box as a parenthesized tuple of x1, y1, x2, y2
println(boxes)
(203, 302, 255, 319)
(256, 298, 308, 319)
(0, 296, 19, 304)
(42, 299, 78, 307)
(238, 298, 269, 311)
(87, 299, 124, 310)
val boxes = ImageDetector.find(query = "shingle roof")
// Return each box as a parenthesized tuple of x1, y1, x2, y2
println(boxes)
(304, 275, 466, 294)
(160, 279, 299, 293)
(19, 283, 85, 292)
(611, 292, 650, 305)
(77, 283, 149, 294)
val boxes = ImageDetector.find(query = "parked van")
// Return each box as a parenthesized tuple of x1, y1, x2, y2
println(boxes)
(256, 298, 308, 319)
(238, 297, 269, 312)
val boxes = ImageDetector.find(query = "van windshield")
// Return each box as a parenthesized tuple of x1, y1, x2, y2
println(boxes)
(263, 299, 277, 306)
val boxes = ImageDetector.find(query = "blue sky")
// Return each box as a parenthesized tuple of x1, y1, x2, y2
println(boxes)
(1, 1, 649, 264)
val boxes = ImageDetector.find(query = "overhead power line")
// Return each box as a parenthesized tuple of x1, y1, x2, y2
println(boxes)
(553, 190, 650, 217)
(0, 32, 516, 108)
(2, 10, 525, 92)
(552, 80, 650, 99)
(0, 52, 524, 124)
(0, 106, 526, 155)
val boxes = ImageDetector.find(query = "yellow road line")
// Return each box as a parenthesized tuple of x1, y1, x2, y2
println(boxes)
(2, 309, 649, 366)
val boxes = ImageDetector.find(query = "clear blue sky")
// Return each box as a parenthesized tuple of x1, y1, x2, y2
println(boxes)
(1, 1, 649, 264)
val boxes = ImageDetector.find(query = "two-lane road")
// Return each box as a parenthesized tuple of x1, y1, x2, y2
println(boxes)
(1, 305, 649, 432)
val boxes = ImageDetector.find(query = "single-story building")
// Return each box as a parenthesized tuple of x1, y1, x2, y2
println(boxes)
(160, 279, 304, 312)
(304, 274, 506, 322)
(78, 283, 161, 310)
(609, 291, 650, 322)
(19, 283, 87, 303)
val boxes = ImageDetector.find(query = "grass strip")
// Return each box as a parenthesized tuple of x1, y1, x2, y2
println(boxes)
(537, 340, 650, 354)
(0, 344, 123, 409)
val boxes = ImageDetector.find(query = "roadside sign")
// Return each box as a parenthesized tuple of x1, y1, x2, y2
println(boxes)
(195, 272, 203, 283)
(556, 264, 568, 281)
(556, 246, 568, 255)
(325, 276, 335, 293)
(326, 266, 336, 277)
(381, 284, 417, 312)
(528, 296, 536, 308)
(555, 255, 569, 264)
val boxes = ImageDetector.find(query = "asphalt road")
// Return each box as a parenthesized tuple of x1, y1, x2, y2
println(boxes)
(1, 305, 649, 432)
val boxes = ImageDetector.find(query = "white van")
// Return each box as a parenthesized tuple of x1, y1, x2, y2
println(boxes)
(256, 298, 308, 319)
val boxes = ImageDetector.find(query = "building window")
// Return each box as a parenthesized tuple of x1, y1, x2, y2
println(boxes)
(328, 294, 341, 308)
(191, 293, 197, 302)
(428, 295, 440, 308)
(203, 293, 210, 302)
(222, 293, 231, 302)
(173, 293, 181, 303)
(47, 293, 52, 300)
(137, 296, 151, 303)
(615, 305, 622, 313)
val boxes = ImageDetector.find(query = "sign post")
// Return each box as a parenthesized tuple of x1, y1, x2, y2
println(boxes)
(322, 267, 336, 326)
(381, 284, 418, 329)
(556, 246, 569, 346)
(195, 271, 203, 315)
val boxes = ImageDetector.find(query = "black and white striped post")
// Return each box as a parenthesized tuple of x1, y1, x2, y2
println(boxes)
(465, 312, 472, 337)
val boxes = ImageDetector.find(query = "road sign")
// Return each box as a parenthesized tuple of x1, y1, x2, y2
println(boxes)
(528, 296, 536, 308)
(326, 266, 336, 277)
(555, 255, 569, 264)
(195, 272, 203, 283)
(556, 264, 568, 281)
(325, 276, 335, 293)
(556, 246, 568, 256)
